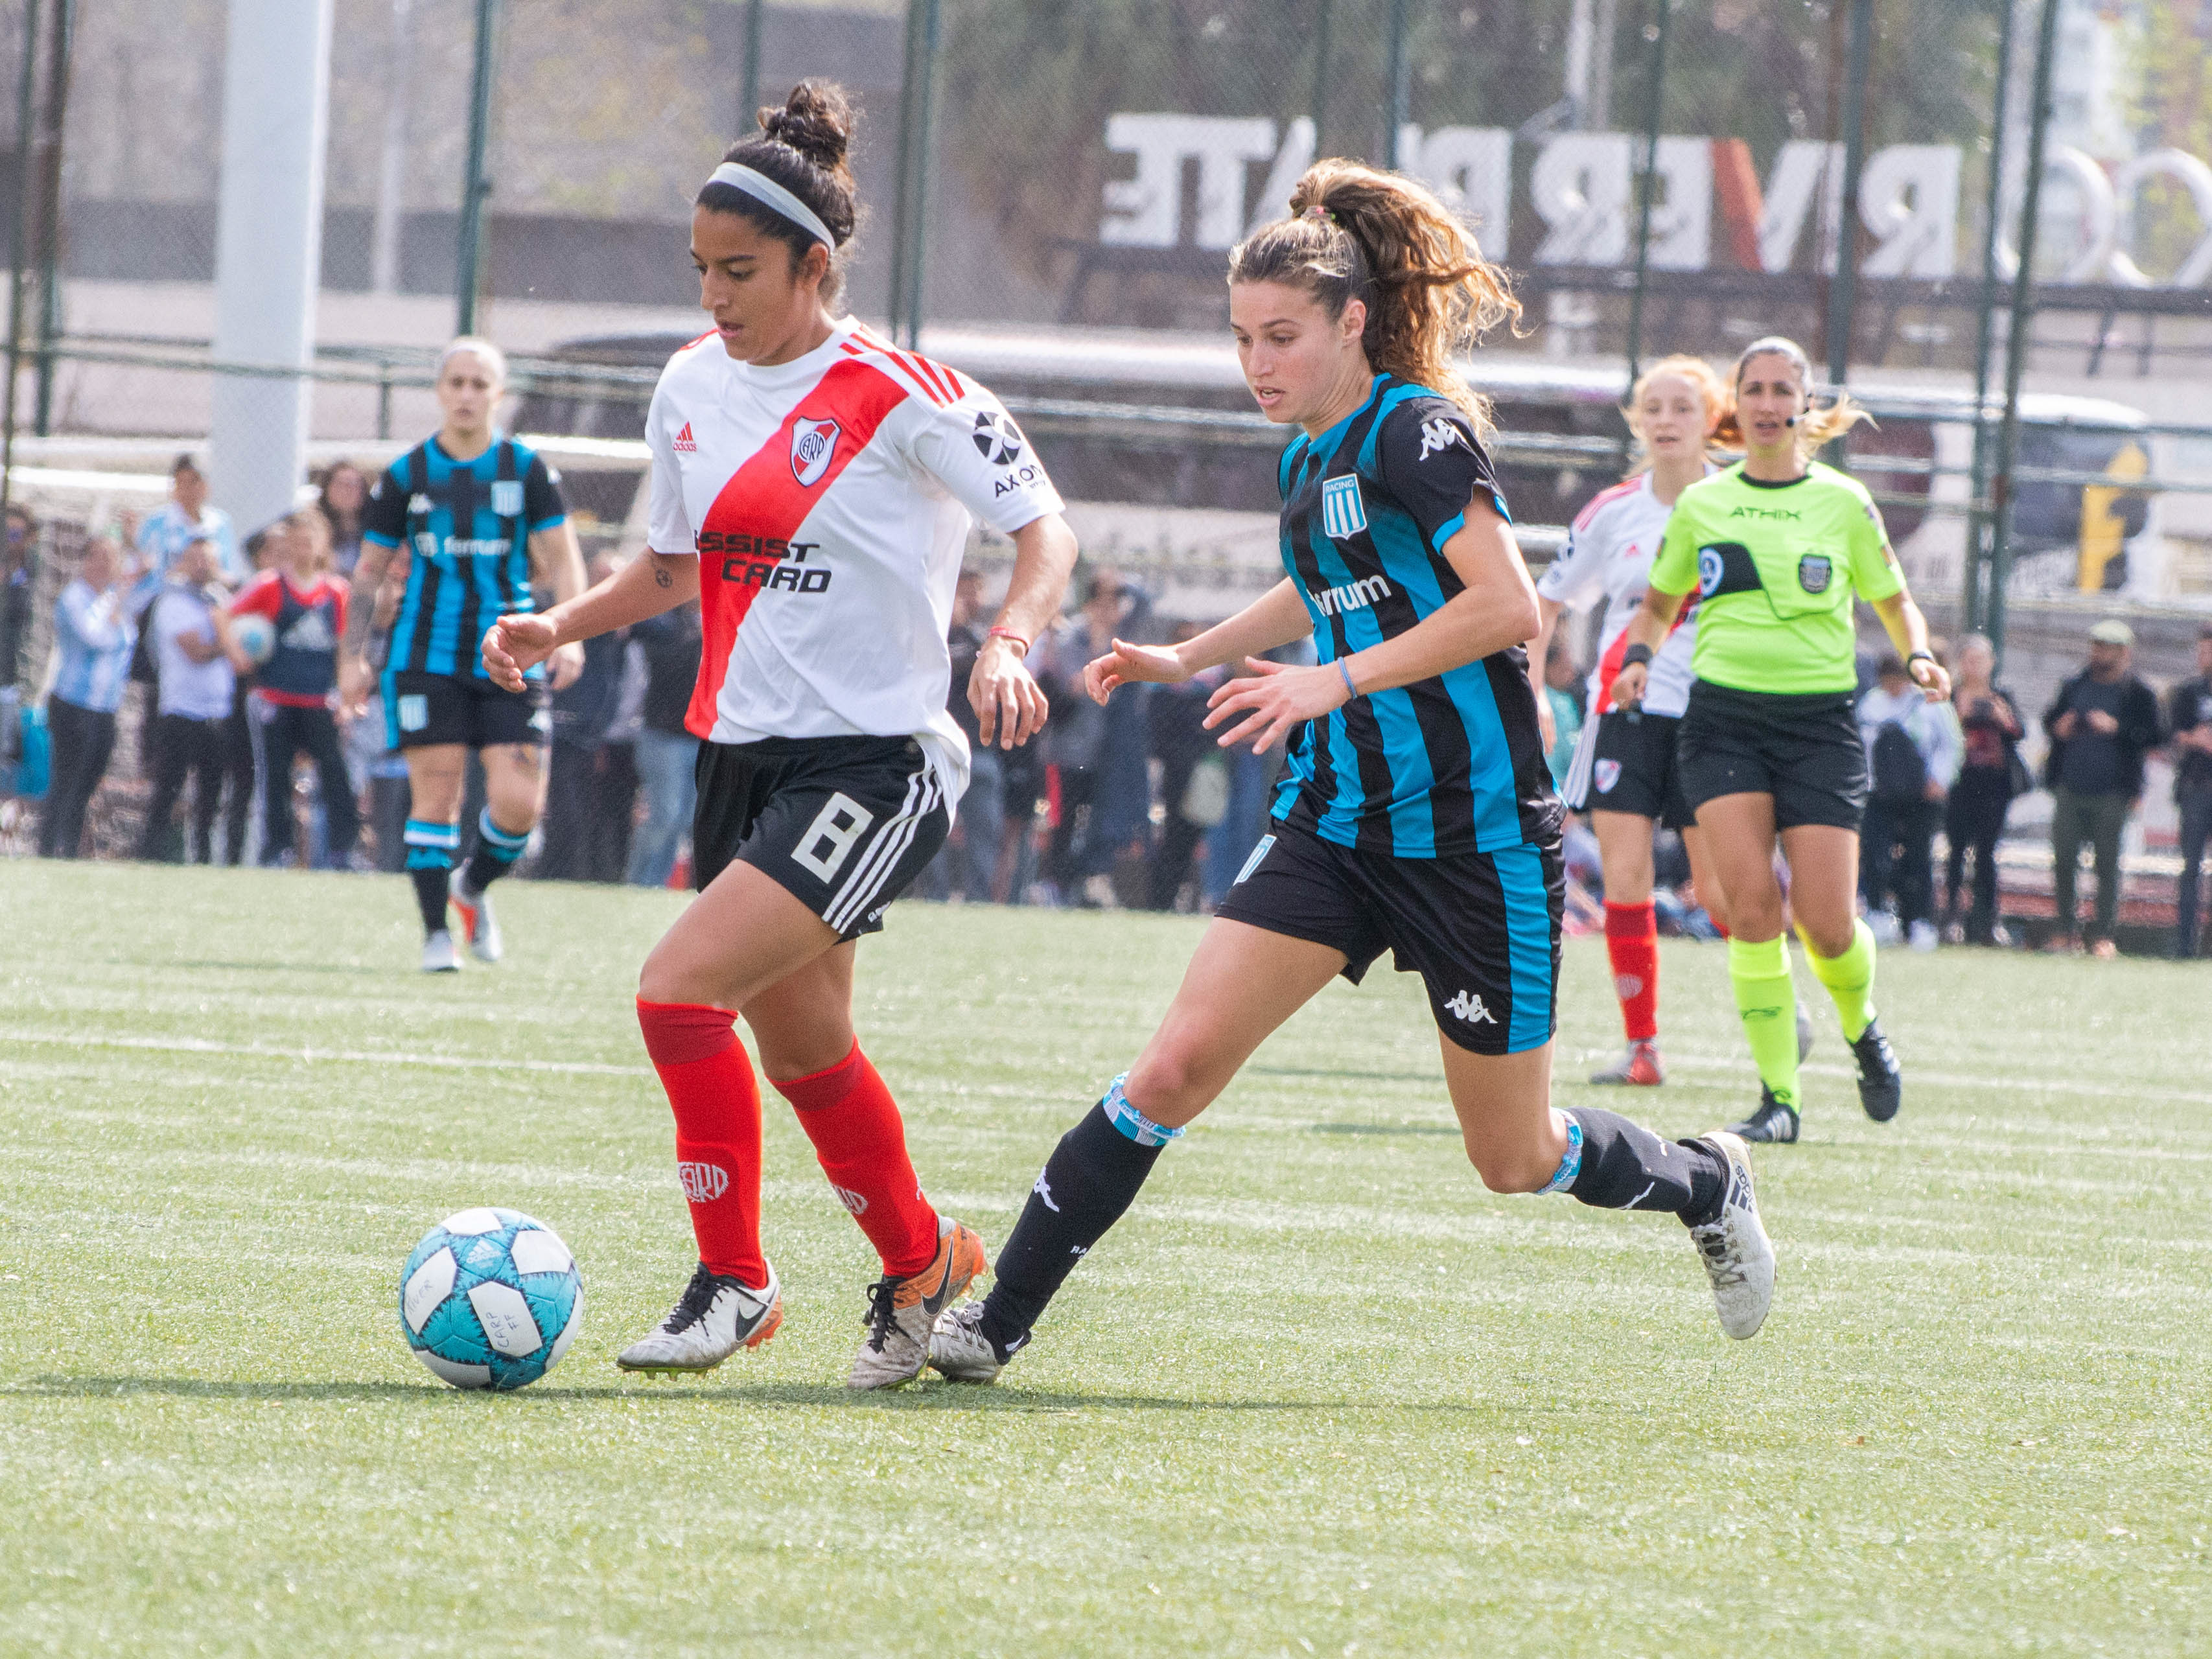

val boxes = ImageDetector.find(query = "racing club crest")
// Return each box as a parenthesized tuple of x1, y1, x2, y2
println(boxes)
(791, 417, 841, 487)
(1594, 758, 1622, 794)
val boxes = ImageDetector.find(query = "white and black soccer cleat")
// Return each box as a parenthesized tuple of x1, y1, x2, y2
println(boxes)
(1850, 1018, 1902, 1122)
(1728, 1085, 1800, 1144)
(616, 1261, 782, 1373)
(448, 874, 502, 964)
(1688, 1131, 1775, 1339)
(848, 1218, 989, 1390)
(927, 1299, 1016, 1384)
(420, 929, 463, 973)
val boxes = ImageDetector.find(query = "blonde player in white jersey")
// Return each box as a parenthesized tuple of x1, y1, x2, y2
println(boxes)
(1531, 356, 1728, 1086)
(483, 80, 1078, 1389)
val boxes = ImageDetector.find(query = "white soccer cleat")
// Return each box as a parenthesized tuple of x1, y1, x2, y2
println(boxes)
(616, 1262, 782, 1373)
(848, 1217, 990, 1390)
(1688, 1131, 1775, 1340)
(448, 875, 502, 964)
(420, 929, 463, 973)
(926, 1299, 1008, 1384)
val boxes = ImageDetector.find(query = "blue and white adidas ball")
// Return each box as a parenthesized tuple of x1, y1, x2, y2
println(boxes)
(399, 1208, 582, 1391)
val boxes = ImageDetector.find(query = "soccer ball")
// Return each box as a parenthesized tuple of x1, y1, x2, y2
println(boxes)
(230, 612, 276, 666)
(398, 1208, 583, 1391)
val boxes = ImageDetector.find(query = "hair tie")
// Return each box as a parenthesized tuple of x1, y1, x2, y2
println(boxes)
(1303, 202, 1333, 224)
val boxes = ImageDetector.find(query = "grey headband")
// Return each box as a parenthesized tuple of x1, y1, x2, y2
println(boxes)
(704, 162, 834, 249)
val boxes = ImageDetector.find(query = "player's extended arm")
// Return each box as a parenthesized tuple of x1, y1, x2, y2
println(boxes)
(1528, 592, 1570, 748)
(970, 511, 1080, 750)
(1084, 579, 1313, 704)
(482, 550, 697, 694)
(528, 521, 592, 691)
(1871, 588, 1950, 701)
(338, 539, 396, 706)
(1204, 496, 1541, 754)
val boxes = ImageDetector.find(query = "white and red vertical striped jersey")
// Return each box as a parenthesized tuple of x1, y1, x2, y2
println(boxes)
(1534, 469, 1706, 719)
(644, 318, 1065, 801)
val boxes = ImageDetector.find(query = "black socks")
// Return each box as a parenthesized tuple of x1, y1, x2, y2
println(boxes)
(1561, 1108, 1728, 1227)
(460, 807, 530, 895)
(979, 1102, 1163, 1358)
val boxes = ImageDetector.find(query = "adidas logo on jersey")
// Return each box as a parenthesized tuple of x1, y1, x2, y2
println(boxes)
(1309, 573, 1391, 618)
(281, 612, 336, 651)
(1417, 415, 1469, 462)
(672, 422, 697, 453)
(1445, 990, 1498, 1025)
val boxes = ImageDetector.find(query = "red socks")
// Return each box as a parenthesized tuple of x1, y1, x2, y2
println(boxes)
(636, 999, 767, 1288)
(1604, 901, 1660, 1042)
(773, 1043, 940, 1279)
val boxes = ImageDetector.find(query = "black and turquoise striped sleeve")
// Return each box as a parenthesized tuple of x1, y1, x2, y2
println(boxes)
(1373, 396, 1508, 550)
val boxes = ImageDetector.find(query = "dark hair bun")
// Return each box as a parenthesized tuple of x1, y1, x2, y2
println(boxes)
(759, 80, 854, 179)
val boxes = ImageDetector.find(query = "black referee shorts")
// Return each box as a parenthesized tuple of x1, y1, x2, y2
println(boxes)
(1213, 822, 1563, 1056)
(1676, 680, 1867, 832)
(692, 734, 952, 940)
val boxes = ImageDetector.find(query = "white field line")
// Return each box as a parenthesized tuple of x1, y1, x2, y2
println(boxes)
(1589, 1051, 2212, 1109)
(0, 1028, 648, 1078)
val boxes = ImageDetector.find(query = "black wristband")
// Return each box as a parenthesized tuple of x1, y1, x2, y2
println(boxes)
(1907, 650, 1936, 669)
(1620, 642, 1653, 669)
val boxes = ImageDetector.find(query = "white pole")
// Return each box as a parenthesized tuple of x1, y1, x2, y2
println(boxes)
(209, 0, 334, 538)
(370, 0, 413, 297)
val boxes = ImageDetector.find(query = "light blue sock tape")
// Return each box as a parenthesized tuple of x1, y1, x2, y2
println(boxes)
(478, 806, 530, 863)
(1101, 1073, 1185, 1148)
(1537, 1114, 1583, 1195)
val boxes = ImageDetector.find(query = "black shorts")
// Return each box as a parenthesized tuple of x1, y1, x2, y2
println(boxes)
(384, 669, 549, 752)
(1677, 680, 1867, 831)
(1212, 823, 1562, 1056)
(1579, 709, 1694, 830)
(692, 734, 952, 940)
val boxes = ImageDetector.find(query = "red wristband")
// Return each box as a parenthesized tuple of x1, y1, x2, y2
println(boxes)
(986, 625, 1031, 653)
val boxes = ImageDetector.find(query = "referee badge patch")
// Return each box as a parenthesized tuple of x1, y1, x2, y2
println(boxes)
(1594, 758, 1622, 794)
(1798, 553, 1833, 594)
(1320, 474, 1368, 541)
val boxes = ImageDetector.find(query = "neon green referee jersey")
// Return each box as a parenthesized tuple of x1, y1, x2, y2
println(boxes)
(1648, 460, 1903, 695)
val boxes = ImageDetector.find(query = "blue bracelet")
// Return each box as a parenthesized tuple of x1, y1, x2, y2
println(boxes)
(1336, 658, 1358, 699)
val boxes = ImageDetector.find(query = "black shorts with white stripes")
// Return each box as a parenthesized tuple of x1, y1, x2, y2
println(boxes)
(692, 734, 952, 940)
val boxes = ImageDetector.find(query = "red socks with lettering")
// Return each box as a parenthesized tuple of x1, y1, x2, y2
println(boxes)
(636, 999, 768, 1288)
(773, 1043, 940, 1279)
(1604, 901, 1661, 1043)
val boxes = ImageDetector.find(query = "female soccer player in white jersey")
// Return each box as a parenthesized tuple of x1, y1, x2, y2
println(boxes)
(340, 339, 587, 971)
(926, 160, 1775, 1387)
(1530, 356, 1727, 1085)
(482, 82, 1078, 1389)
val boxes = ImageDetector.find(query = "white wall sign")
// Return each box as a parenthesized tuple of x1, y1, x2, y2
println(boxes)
(1098, 115, 2212, 288)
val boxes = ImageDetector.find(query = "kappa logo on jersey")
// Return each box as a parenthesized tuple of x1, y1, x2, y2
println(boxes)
(1320, 472, 1369, 540)
(972, 409, 1024, 465)
(672, 421, 697, 453)
(1309, 573, 1392, 618)
(1032, 1168, 1060, 1212)
(1417, 415, 1470, 463)
(1594, 758, 1622, 794)
(490, 480, 524, 518)
(677, 1161, 730, 1203)
(408, 493, 432, 515)
(1445, 989, 1498, 1025)
(791, 417, 841, 487)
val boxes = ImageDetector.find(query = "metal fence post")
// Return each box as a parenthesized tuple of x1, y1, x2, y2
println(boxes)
(886, 0, 926, 341)
(1962, 0, 2018, 637)
(0, 0, 43, 533)
(454, 0, 501, 338)
(1384, 0, 1412, 168)
(1986, 0, 2064, 671)
(1309, 0, 1334, 156)
(31, 0, 71, 437)
(1822, 0, 1874, 447)
(1622, 0, 1671, 386)
(899, 0, 941, 351)
(740, 0, 763, 127)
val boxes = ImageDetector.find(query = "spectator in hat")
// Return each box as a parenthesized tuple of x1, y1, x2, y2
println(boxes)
(2042, 618, 2165, 957)
(135, 455, 245, 586)
(2167, 620, 2212, 959)
(1858, 651, 1961, 951)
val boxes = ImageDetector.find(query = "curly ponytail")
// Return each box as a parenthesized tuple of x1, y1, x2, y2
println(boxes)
(1227, 159, 1520, 437)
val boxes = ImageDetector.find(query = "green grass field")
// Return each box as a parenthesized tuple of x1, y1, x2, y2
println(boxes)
(3, 861, 2209, 1656)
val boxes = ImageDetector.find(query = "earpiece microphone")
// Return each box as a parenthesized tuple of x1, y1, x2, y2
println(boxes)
(1784, 414, 1799, 427)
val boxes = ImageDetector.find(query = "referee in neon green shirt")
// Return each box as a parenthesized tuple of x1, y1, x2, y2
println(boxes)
(1611, 336, 1951, 1143)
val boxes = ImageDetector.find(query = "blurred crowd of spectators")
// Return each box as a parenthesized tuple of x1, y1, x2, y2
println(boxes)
(5, 463, 2211, 958)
